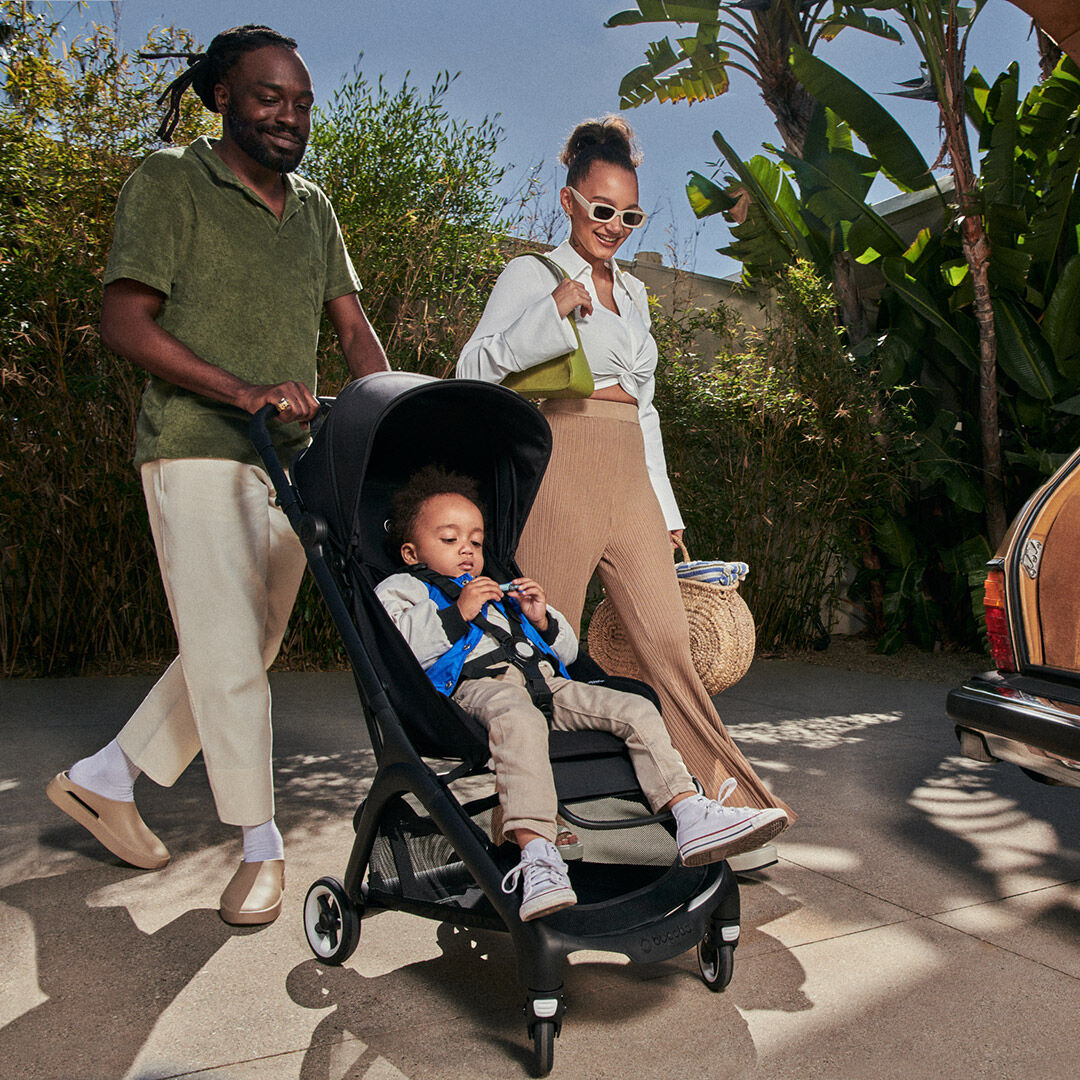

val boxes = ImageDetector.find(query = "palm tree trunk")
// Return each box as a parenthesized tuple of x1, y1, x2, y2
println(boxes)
(938, 15, 1008, 547)
(832, 250, 870, 344)
(962, 214, 1008, 547)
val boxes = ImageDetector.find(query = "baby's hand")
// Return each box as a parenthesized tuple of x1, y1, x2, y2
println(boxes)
(457, 577, 502, 622)
(506, 577, 548, 632)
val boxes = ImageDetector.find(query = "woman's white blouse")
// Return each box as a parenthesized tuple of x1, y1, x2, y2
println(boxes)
(456, 240, 684, 530)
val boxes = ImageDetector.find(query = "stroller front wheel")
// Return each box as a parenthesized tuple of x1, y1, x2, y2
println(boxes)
(531, 1020, 555, 1077)
(304, 876, 361, 964)
(697, 929, 734, 992)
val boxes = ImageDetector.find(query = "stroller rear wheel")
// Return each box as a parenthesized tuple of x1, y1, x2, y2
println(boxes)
(697, 928, 734, 992)
(304, 876, 361, 964)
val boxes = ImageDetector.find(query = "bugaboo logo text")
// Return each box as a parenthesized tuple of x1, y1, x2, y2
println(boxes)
(640, 922, 694, 955)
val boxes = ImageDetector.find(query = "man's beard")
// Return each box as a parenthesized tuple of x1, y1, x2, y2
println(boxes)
(224, 104, 307, 173)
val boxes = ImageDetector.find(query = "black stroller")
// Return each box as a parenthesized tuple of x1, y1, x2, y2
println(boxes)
(251, 372, 740, 1076)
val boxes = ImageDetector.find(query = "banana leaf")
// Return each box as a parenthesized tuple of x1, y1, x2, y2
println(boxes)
(1051, 392, 1080, 415)
(711, 131, 813, 260)
(686, 170, 738, 218)
(817, 9, 902, 44)
(986, 242, 1031, 295)
(789, 45, 934, 193)
(992, 295, 1058, 400)
(774, 144, 905, 258)
(881, 257, 977, 366)
(721, 162, 812, 276)
(979, 64, 1018, 208)
(605, 1, 723, 27)
(1023, 128, 1080, 279)
(617, 31, 732, 108)
(942, 466, 985, 514)
(965, 68, 990, 137)
(1042, 254, 1080, 378)
(872, 509, 919, 569)
(1017, 56, 1080, 148)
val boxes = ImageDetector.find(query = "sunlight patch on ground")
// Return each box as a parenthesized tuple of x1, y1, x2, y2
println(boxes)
(275, 750, 379, 805)
(728, 711, 903, 750)
(0, 901, 48, 1028)
(910, 755, 1074, 881)
(742, 920, 945, 1056)
(85, 845, 241, 934)
(772, 844, 864, 873)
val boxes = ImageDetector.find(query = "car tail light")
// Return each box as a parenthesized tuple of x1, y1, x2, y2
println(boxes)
(983, 569, 1016, 673)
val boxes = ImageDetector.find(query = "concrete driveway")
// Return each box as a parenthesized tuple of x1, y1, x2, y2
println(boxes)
(3, 657, 1079, 1079)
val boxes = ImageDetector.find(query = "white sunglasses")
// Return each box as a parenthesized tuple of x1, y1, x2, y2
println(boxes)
(567, 186, 648, 229)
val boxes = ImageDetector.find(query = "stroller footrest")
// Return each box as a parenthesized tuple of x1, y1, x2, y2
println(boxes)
(547, 863, 731, 963)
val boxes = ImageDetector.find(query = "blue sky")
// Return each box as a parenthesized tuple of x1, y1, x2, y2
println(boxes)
(79, 1, 1041, 278)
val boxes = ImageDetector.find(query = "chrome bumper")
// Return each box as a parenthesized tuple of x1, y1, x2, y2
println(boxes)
(947, 671, 1080, 787)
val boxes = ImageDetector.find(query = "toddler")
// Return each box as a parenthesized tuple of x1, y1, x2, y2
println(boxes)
(375, 466, 788, 921)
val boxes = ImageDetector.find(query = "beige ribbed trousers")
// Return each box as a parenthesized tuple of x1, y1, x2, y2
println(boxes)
(116, 459, 307, 825)
(517, 399, 793, 818)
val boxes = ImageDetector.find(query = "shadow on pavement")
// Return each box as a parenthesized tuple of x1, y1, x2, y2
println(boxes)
(285, 893, 811, 1080)
(0, 866, 235, 1080)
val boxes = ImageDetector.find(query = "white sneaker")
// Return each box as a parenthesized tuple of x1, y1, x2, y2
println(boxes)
(675, 780, 789, 868)
(501, 839, 578, 922)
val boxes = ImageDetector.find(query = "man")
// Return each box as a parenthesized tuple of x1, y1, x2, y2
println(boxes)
(46, 26, 388, 925)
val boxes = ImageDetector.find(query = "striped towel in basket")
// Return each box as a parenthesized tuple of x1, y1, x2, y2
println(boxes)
(675, 560, 749, 587)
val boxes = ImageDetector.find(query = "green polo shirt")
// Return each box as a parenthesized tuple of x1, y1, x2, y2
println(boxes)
(104, 136, 361, 467)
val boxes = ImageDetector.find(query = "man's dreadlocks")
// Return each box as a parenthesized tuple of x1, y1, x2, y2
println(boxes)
(139, 24, 298, 142)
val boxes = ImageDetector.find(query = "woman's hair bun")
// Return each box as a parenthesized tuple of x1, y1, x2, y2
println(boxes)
(560, 115, 642, 185)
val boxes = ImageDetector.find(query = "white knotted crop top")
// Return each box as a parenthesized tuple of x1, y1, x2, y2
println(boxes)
(455, 239, 684, 530)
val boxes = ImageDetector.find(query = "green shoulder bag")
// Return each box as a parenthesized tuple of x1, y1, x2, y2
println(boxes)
(499, 254, 595, 399)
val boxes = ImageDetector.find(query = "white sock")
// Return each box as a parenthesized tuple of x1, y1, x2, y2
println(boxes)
(242, 818, 284, 862)
(68, 738, 140, 802)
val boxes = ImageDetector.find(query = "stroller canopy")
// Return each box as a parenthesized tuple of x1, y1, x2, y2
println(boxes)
(292, 372, 553, 582)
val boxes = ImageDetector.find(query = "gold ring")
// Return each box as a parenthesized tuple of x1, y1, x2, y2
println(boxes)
(276, 397, 291, 413)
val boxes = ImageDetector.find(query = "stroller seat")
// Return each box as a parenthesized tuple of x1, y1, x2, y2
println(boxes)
(250, 372, 740, 1076)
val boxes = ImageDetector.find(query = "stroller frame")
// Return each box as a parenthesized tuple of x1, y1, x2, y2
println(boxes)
(251, 373, 741, 1076)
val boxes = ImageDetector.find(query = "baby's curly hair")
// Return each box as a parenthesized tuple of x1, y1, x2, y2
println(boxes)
(388, 465, 485, 553)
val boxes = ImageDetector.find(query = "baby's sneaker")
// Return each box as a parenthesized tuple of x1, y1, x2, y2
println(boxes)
(674, 779, 789, 868)
(501, 838, 577, 921)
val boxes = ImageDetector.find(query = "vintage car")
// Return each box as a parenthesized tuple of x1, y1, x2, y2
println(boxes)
(947, 446, 1080, 787)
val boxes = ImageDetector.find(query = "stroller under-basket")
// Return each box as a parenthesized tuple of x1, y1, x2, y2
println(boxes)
(250, 371, 740, 1076)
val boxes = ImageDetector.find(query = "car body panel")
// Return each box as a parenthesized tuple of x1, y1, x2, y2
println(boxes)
(1000, 443, 1080, 673)
(948, 444, 1080, 788)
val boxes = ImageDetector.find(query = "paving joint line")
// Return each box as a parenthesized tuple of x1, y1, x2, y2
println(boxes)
(754, 860, 1080, 983)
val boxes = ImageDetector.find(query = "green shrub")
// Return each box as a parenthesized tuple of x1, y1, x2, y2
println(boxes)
(653, 261, 895, 649)
(1, 8, 214, 675)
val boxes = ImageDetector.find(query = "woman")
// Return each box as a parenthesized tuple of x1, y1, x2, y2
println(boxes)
(456, 116, 793, 864)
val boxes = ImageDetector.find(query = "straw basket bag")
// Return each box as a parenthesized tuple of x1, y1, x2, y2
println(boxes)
(587, 540, 755, 694)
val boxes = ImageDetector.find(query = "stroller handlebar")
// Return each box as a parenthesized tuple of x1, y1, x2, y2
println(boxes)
(248, 402, 281, 457)
(248, 397, 334, 526)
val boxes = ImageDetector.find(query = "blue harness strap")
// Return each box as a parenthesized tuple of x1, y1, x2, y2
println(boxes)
(409, 567, 568, 706)
(423, 577, 484, 696)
